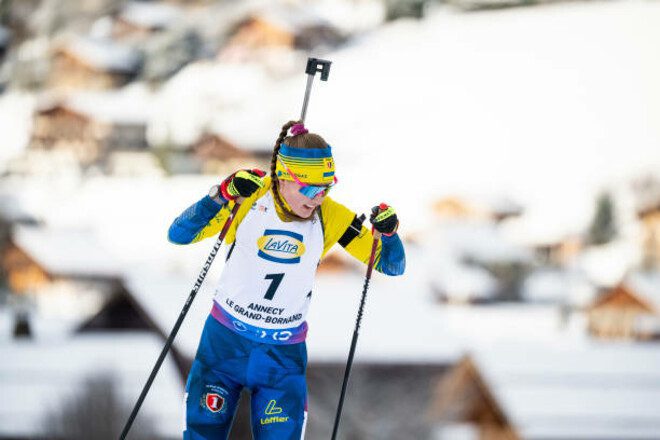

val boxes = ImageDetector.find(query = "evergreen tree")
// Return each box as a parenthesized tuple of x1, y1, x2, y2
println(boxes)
(588, 192, 617, 245)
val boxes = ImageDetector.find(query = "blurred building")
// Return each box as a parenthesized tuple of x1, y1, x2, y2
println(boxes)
(112, 2, 180, 41)
(587, 273, 660, 341)
(0, 333, 182, 439)
(431, 346, 660, 439)
(220, 4, 344, 61)
(430, 356, 519, 440)
(49, 37, 142, 90)
(1, 226, 127, 332)
(29, 88, 151, 168)
(638, 202, 660, 270)
(432, 196, 523, 224)
(190, 132, 256, 175)
(2, 226, 122, 296)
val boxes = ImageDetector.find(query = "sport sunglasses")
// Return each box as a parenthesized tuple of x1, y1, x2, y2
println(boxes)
(278, 156, 337, 199)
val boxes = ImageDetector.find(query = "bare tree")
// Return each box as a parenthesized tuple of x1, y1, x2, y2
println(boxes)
(44, 373, 155, 440)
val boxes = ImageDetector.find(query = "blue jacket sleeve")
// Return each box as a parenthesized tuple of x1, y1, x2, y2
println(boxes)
(375, 233, 406, 276)
(168, 196, 225, 244)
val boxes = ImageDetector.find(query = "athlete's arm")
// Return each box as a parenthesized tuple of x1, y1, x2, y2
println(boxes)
(374, 233, 406, 276)
(168, 172, 269, 245)
(369, 203, 405, 275)
(167, 196, 229, 244)
(320, 197, 406, 276)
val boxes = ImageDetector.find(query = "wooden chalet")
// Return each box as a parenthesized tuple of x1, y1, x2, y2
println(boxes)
(1, 226, 123, 296)
(1, 225, 176, 371)
(429, 356, 520, 440)
(190, 132, 254, 174)
(432, 346, 660, 439)
(587, 274, 660, 340)
(30, 102, 100, 166)
(221, 5, 343, 60)
(30, 92, 149, 167)
(49, 37, 142, 90)
(77, 285, 191, 381)
(112, 2, 179, 40)
(638, 202, 660, 270)
(432, 196, 523, 223)
(432, 196, 476, 220)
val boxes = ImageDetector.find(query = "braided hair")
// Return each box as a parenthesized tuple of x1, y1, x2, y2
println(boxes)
(270, 120, 328, 221)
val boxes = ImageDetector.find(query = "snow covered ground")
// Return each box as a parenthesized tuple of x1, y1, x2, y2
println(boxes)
(308, 0, 660, 233)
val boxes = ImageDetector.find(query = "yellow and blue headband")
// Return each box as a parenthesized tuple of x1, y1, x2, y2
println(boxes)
(276, 144, 336, 185)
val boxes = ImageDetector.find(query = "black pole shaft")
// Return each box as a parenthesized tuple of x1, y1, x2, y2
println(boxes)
(119, 202, 241, 440)
(331, 236, 379, 440)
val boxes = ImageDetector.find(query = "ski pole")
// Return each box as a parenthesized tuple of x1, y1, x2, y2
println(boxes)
(331, 228, 381, 440)
(301, 57, 331, 122)
(119, 201, 241, 440)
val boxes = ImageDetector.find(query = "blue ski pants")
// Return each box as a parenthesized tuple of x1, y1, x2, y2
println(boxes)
(183, 315, 308, 439)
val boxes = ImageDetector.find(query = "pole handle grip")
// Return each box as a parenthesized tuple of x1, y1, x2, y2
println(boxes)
(305, 58, 332, 81)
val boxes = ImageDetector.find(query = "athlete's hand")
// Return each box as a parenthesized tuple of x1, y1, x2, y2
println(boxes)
(220, 169, 266, 200)
(370, 203, 399, 236)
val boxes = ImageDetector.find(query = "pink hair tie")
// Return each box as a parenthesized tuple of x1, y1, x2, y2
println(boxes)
(291, 123, 308, 136)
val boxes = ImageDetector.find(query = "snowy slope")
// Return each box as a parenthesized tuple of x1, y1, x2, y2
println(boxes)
(298, 1, 660, 233)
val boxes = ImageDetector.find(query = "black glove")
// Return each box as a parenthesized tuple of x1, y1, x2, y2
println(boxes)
(220, 169, 266, 200)
(370, 203, 399, 236)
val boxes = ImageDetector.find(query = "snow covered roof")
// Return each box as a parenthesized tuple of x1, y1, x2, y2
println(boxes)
(13, 225, 123, 278)
(577, 240, 642, 287)
(0, 194, 36, 223)
(624, 271, 660, 311)
(123, 267, 218, 361)
(522, 268, 596, 306)
(307, 0, 385, 35)
(64, 84, 154, 125)
(501, 211, 584, 247)
(61, 37, 142, 73)
(210, 104, 290, 153)
(248, 3, 333, 33)
(149, 61, 278, 148)
(430, 260, 498, 302)
(306, 270, 462, 364)
(0, 92, 35, 173)
(472, 343, 660, 439)
(0, 334, 183, 438)
(119, 2, 180, 30)
(425, 220, 532, 265)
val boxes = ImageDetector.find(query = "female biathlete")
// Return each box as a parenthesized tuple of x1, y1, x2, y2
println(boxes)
(168, 121, 406, 439)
